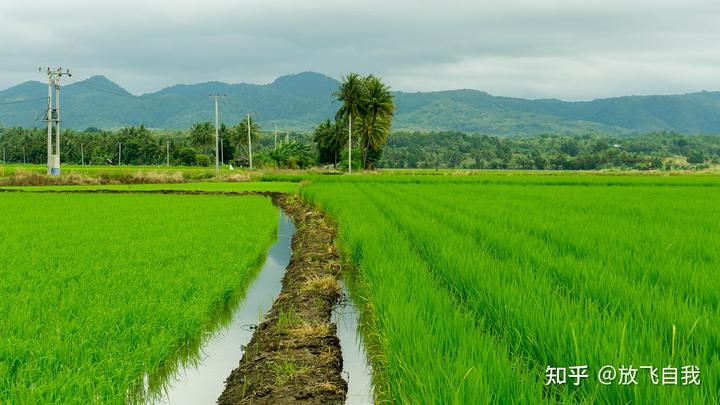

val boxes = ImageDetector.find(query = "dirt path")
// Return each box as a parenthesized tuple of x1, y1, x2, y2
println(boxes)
(218, 193, 347, 404)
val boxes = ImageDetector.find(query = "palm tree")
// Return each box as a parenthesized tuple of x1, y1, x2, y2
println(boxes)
(334, 73, 365, 173)
(232, 115, 261, 167)
(361, 76, 394, 169)
(189, 122, 214, 155)
(313, 118, 345, 168)
(219, 123, 232, 164)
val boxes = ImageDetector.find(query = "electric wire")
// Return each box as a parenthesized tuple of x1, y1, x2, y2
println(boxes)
(0, 96, 49, 106)
(63, 75, 139, 99)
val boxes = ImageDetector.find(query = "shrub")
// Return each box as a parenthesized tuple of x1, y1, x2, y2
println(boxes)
(195, 154, 211, 167)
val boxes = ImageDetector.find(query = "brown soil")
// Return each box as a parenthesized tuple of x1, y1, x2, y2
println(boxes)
(217, 193, 347, 405)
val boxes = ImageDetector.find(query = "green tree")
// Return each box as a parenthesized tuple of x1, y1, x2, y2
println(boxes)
(195, 154, 211, 166)
(189, 122, 214, 155)
(117, 125, 163, 165)
(257, 141, 315, 169)
(175, 146, 196, 166)
(219, 123, 233, 164)
(687, 150, 705, 164)
(313, 119, 345, 168)
(560, 139, 579, 156)
(232, 116, 261, 159)
(359, 75, 394, 169)
(333, 73, 365, 172)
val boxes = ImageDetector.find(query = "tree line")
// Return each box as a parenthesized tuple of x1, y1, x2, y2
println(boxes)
(379, 131, 720, 170)
(0, 123, 315, 168)
(3, 125, 715, 171)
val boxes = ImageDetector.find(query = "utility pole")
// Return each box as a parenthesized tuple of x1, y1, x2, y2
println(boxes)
(41, 67, 71, 175)
(274, 124, 278, 150)
(80, 143, 84, 166)
(166, 139, 170, 166)
(210, 94, 225, 177)
(214, 97, 220, 175)
(56, 78, 61, 168)
(46, 71, 51, 171)
(2, 147, 5, 163)
(118, 142, 122, 165)
(220, 139, 224, 165)
(348, 113, 352, 174)
(247, 113, 253, 169)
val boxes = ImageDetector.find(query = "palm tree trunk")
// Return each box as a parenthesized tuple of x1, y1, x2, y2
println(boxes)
(363, 111, 377, 169)
(348, 113, 352, 173)
(363, 136, 370, 169)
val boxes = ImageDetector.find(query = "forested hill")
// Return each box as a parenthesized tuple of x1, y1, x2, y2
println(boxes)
(2, 71, 720, 135)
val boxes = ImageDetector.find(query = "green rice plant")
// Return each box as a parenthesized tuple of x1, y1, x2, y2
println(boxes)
(0, 192, 279, 403)
(302, 174, 720, 404)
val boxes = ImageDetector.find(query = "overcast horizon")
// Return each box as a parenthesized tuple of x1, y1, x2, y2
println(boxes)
(2, 0, 720, 101)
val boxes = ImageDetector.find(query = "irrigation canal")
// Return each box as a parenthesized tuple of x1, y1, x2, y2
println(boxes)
(147, 209, 373, 404)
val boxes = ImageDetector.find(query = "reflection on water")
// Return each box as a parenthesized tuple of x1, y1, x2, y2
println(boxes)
(333, 281, 374, 405)
(141, 210, 294, 405)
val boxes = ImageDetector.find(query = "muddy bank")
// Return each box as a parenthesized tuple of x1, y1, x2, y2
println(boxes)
(218, 193, 347, 404)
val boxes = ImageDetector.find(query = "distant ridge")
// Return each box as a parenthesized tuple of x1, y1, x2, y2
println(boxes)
(1, 72, 720, 135)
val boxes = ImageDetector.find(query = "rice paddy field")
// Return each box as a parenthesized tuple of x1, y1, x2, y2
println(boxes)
(1, 171, 719, 404)
(302, 174, 720, 404)
(0, 192, 279, 403)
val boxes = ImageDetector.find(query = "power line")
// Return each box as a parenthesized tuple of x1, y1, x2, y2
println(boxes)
(34, 107, 48, 122)
(0, 96, 49, 106)
(64, 74, 166, 99)
(223, 97, 245, 118)
(63, 75, 138, 99)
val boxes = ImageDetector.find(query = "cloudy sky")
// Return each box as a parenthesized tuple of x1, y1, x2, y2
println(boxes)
(1, 0, 719, 100)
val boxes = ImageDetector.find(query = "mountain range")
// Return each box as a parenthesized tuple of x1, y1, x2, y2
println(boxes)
(2, 71, 720, 136)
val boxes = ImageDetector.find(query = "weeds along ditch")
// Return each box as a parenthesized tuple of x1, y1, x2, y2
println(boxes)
(0, 192, 278, 403)
(301, 175, 720, 404)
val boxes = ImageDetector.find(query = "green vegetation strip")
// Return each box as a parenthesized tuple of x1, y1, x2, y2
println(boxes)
(0, 192, 278, 403)
(302, 175, 720, 403)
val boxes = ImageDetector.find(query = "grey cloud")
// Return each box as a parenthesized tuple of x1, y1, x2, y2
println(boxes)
(1, 0, 719, 100)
